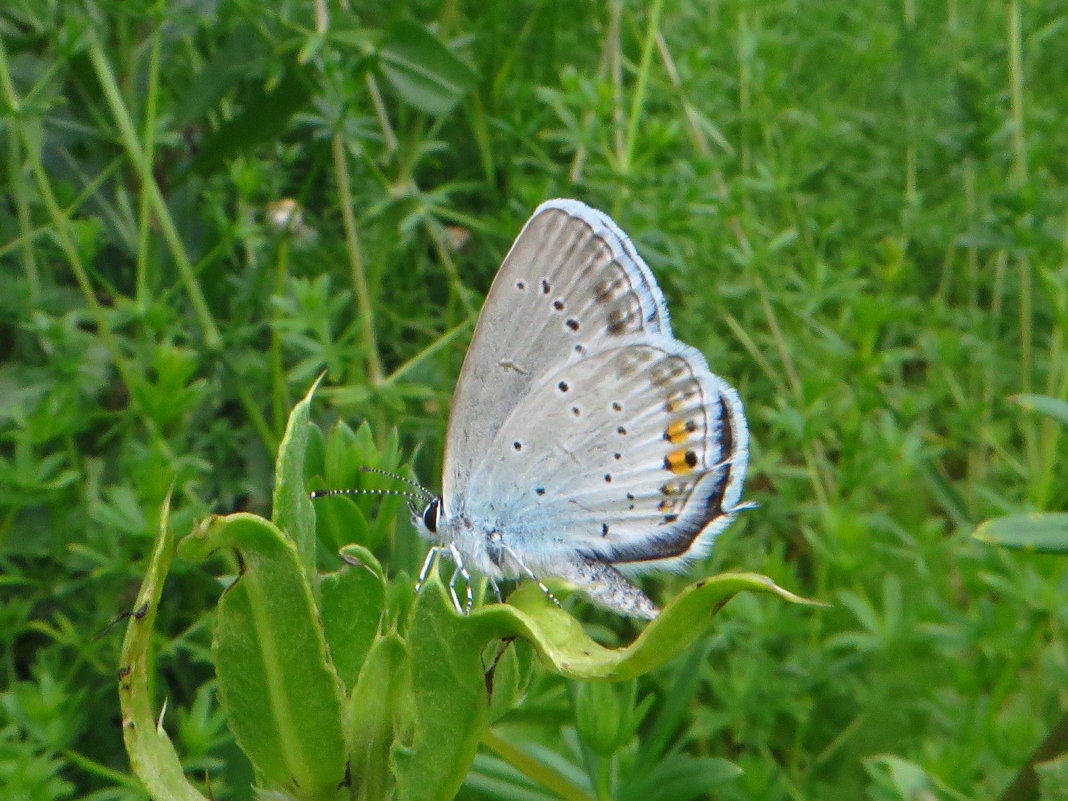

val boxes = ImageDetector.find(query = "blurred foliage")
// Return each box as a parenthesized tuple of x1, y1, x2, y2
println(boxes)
(1, 0, 1066, 799)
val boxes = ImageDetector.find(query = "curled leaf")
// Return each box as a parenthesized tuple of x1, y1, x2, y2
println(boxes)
(475, 572, 818, 681)
(119, 492, 210, 801)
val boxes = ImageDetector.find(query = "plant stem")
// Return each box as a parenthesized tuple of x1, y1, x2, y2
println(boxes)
(482, 728, 596, 801)
(1007, 1, 1028, 185)
(135, 7, 164, 306)
(87, 39, 222, 350)
(2, 100, 39, 298)
(0, 40, 137, 396)
(331, 134, 383, 384)
(609, 0, 624, 169)
(1006, 1, 1036, 484)
(621, 0, 665, 175)
(366, 73, 397, 153)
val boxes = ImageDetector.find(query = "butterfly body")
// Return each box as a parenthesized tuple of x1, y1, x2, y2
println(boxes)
(416, 199, 749, 618)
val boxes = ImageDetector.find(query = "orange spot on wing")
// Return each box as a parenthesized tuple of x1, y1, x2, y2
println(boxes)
(665, 419, 696, 443)
(664, 449, 699, 474)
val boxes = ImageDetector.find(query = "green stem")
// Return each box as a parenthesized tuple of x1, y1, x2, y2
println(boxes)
(331, 134, 383, 384)
(0, 156, 124, 265)
(903, 0, 916, 207)
(424, 213, 474, 314)
(3, 108, 39, 298)
(135, 5, 164, 305)
(737, 10, 751, 174)
(62, 748, 144, 790)
(482, 728, 596, 801)
(596, 755, 612, 801)
(621, 0, 665, 174)
(87, 39, 222, 350)
(608, 0, 624, 167)
(0, 40, 138, 398)
(380, 315, 475, 388)
(1007, 1, 1027, 184)
(1006, 1, 1036, 481)
(271, 236, 291, 436)
(233, 373, 280, 456)
(366, 73, 397, 153)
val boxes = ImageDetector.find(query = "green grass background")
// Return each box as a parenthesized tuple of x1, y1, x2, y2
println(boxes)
(2, 1, 1067, 799)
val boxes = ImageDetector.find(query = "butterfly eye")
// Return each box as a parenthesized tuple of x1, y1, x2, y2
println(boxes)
(422, 499, 440, 533)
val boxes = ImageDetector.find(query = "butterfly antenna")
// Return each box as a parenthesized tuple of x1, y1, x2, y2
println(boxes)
(356, 466, 436, 501)
(309, 487, 427, 508)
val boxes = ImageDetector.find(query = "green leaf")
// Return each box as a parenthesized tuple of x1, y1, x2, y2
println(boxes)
(623, 755, 742, 801)
(129, 343, 206, 428)
(1012, 393, 1068, 425)
(392, 571, 502, 801)
(484, 638, 535, 725)
(274, 374, 324, 592)
(572, 679, 644, 756)
(633, 640, 712, 775)
(315, 494, 372, 553)
(316, 421, 410, 551)
(972, 513, 1068, 554)
(171, 23, 270, 127)
(323, 419, 360, 487)
(475, 573, 817, 681)
(379, 20, 478, 115)
(474, 733, 594, 801)
(187, 54, 318, 177)
(119, 491, 210, 801)
(178, 513, 346, 800)
(346, 633, 406, 801)
(388, 569, 808, 801)
(320, 544, 386, 690)
(352, 420, 378, 467)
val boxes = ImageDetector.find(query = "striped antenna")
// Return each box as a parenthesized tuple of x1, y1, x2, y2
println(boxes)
(309, 487, 425, 502)
(308, 486, 426, 517)
(356, 466, 435, 501)
(310, 467, 434, 519)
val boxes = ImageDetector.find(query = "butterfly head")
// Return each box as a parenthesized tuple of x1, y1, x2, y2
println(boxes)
(413, 497, 442, 542)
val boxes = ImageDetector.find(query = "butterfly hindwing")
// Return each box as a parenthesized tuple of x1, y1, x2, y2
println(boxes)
(464, 333, 749, 572)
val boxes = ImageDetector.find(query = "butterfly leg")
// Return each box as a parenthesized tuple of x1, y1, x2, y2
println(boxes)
(495, 539, 561, 608)
(414, 546, 440, 593)
(560, 557, 659, 620)
(447, 541, 475, 614)
(415, 545, 468, 614)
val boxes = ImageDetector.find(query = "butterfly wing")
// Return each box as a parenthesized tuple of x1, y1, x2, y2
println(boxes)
(463, 333, 749, 573)
(442, 199, 672, 514)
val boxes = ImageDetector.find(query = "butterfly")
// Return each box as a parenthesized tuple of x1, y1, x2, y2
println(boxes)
(411, 199, 750, 619)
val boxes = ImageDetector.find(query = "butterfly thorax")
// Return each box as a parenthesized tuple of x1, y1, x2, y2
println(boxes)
(416, 496, 557, 581)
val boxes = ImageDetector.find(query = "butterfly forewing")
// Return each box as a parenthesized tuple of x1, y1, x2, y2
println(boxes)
(443, 199, 672, 512)
(464, 334, 749, 571)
